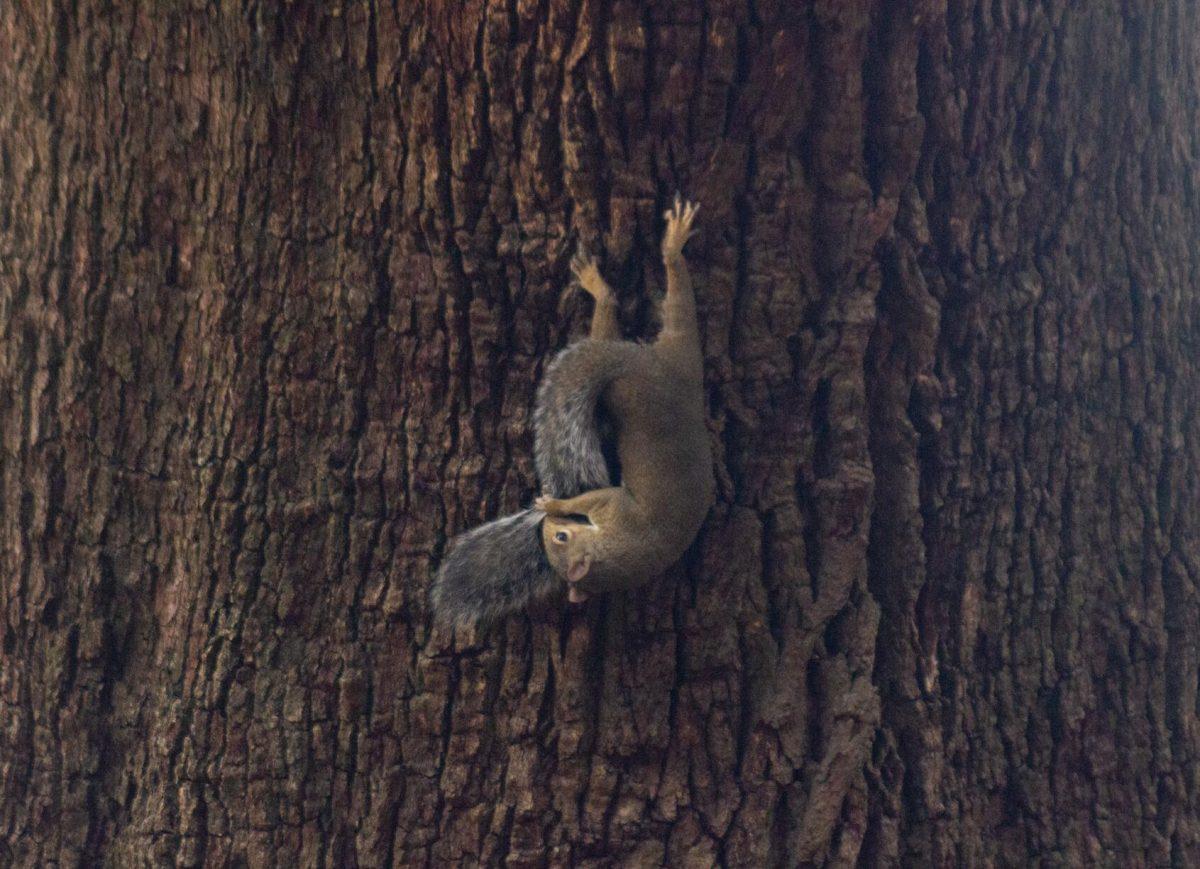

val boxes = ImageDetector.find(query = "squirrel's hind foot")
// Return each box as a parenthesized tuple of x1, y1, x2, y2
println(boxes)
(662, 195, 700, 260)
(569, 247, 612, 302)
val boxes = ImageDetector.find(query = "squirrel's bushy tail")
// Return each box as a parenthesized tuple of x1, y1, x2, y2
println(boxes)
(432, 339, 635, 628)
(432, 508, 555, 629)
(534, 339, 634, 497)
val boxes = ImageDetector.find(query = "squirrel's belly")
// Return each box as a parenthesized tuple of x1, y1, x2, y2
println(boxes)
(603, 371, 713, 579)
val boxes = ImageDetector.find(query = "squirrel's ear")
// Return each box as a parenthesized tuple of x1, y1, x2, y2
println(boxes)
(567, 557, 590, 583)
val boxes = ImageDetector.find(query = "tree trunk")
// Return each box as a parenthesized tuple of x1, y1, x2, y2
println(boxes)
(3, 0, 1198, 865)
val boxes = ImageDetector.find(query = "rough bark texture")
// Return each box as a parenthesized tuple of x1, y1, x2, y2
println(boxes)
(2, 0, 1199, 866)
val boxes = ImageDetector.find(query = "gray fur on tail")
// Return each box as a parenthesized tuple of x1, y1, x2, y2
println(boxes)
(431, 339, 630, 628)
(432, 508, 555, 629)
(534, 339, 627, 497)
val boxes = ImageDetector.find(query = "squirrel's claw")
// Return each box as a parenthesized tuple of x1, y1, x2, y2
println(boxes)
(662, 194, 700, 259)
(570, 247, 595, 278)
(567, 245, 610, 302)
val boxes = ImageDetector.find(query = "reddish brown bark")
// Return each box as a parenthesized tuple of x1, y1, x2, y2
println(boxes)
(2, 1, 1199, 865)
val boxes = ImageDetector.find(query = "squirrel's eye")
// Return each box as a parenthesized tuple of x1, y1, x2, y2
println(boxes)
(554, 530, 569, 543)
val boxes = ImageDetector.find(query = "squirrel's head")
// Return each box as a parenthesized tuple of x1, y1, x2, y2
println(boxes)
(541, 516, 599, 603)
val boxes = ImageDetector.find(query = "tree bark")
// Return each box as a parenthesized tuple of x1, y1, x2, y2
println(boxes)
(2, 0, 1198, 865)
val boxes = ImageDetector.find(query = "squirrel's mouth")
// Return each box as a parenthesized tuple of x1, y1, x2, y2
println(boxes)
(565, 553, 592, 603)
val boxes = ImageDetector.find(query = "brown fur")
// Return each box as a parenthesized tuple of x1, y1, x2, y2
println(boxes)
(537, 197, 714, 601)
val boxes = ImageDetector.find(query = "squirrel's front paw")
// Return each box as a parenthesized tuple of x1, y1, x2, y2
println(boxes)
(662, 194, 700, 260)
(534, 495, 558, 513)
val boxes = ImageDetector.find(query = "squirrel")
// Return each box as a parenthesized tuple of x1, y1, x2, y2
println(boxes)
(432, 196, 715, 627)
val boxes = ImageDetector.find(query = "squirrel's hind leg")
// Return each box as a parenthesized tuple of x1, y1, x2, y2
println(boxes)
(658, 196, 701, 349)
(654, 197, 705, 384)
(570, 248, 620, 340)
